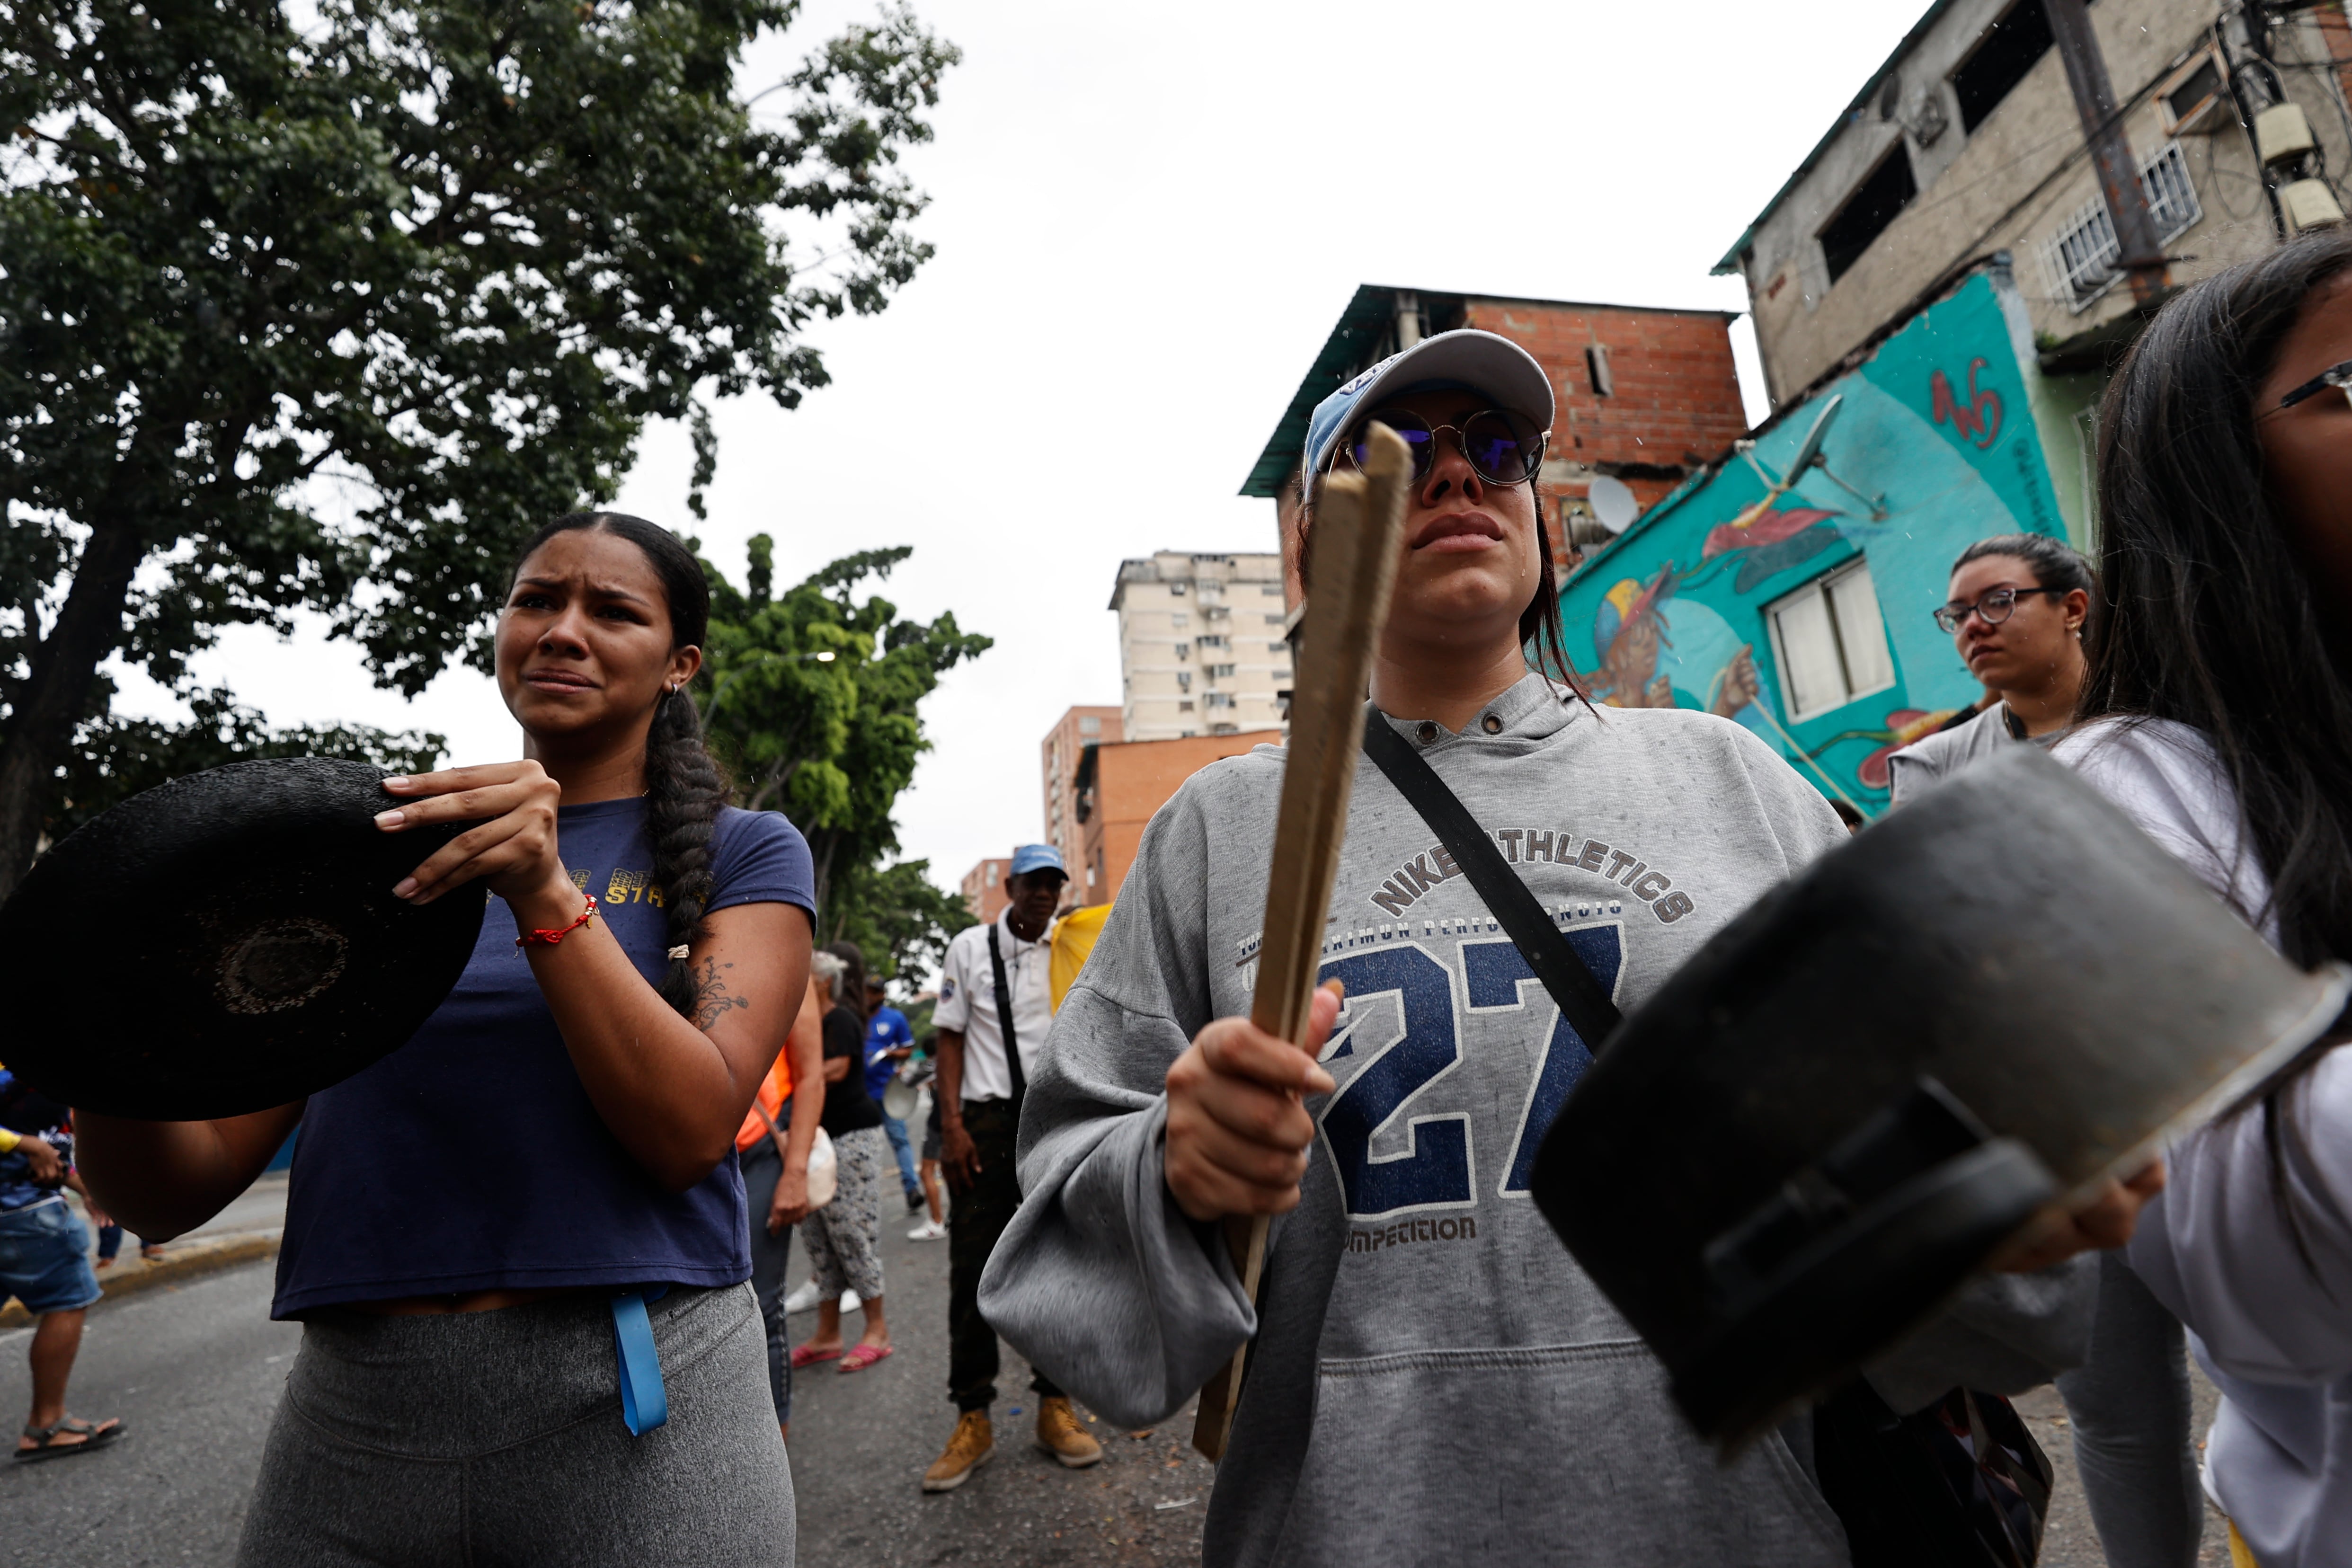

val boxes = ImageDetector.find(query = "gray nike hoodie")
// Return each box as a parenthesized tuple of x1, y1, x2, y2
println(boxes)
(980, 673, 2093, 1568)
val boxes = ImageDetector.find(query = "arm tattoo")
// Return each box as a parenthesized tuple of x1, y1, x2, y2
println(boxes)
(689, 957, 752, 1032)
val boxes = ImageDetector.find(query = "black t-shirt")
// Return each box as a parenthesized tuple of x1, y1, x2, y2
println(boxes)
(819, 1006, 884, 1136)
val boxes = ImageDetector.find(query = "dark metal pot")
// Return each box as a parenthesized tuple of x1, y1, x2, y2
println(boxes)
(1529, 745, 2350, 1448)
(0, 758, 486, 1120)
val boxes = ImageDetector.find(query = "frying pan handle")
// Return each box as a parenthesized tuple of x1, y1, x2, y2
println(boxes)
(1671, 1080, 2059, 1446)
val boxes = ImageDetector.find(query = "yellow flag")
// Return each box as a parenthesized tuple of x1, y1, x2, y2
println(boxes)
(1049, 904, 1112, 1013)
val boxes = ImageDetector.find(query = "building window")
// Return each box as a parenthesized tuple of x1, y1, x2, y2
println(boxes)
(1211, 663, 1236, 677)
(1264, 614, 1284, 626)
(1079, 716, 1100, 735)
(1198, 634, 1227, 649)
(1178, 700, 1194, 711)
(1260, 584, 1282, 596)
(1171, 582, 1186, 596)
(1205, 692, 1236, 709)
(1766, 559, 1896, 721)
(1172, 612, 1189, 629)
(1210, 723, 1239, 735)
(1952, 0, 2055, 135)
(1175, 644, 1189, 660)
(2039, 142, 2201, 312)
(1819, 144, 1918, 284)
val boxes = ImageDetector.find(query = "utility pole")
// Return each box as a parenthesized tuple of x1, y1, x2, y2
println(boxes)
(2045, 0, 2170, 305)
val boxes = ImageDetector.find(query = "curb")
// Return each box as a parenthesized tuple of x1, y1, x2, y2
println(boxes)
(0, 1230, 280, 1329)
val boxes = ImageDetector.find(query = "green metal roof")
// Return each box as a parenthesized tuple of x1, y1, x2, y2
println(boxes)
(1238, 284, 1419, 499)
(1712, 0, 1964, 276)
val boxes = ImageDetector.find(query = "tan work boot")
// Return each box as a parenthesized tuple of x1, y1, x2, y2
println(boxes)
(1034, 1396, 1103, 1468)
(922, 1410, 994, 1492)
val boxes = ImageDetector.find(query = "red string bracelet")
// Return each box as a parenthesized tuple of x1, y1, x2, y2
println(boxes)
(517, 892, 599, 949)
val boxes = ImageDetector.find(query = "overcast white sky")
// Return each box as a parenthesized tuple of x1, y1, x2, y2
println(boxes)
(113, 0, 1922, 898)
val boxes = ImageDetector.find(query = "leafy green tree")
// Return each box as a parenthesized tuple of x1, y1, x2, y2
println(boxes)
(699, 536, 986, 972)
(53, 689, 446, 842)
(821, 856, 972, 985)
(0, 0, 958, 893)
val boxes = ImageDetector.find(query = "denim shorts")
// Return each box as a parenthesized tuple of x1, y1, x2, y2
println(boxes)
(0, 1200, 103, 1315)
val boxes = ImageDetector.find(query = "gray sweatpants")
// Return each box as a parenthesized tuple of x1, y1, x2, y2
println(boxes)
(238, 1283, 792, 1567)
(2054, 1250, 2203, 1568)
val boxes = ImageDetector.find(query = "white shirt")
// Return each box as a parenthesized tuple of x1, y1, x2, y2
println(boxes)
(933, 911, 1054, 1103)
(2059, 717, 2351, 1568)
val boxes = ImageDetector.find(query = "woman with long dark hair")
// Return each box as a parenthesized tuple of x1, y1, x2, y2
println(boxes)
(974, 329, 2139, 1565)
(2059, 230, 2352, 1568)
(79, 513, 815, 1565)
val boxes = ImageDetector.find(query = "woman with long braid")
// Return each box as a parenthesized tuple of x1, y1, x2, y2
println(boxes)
(79, 513, 815, 1567)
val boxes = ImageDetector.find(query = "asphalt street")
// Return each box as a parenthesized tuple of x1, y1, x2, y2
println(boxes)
(0, 1192, 2236, 1568)
(0, 1257, 300, 1565)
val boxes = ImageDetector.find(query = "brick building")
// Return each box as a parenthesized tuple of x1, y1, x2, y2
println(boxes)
(958, 855, 1011, 927)
(1040, 705, 1121, 891)
(1242, 285, 1752, 578)
(1071, 732, 1269, 907)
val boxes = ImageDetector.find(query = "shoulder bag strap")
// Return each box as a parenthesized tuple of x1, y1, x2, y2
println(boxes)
(986, 923, 1029, 1104)
(1361, 715, 1624, 1051)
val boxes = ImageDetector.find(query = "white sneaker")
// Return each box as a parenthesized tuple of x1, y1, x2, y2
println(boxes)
(907, 1218, 948, 1242)
(784, 1282, 864, 1314)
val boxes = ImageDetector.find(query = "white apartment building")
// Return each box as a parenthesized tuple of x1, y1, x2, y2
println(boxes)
(1109, 551, 1290, 741)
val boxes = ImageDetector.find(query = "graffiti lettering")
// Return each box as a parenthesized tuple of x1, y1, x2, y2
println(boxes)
(1930, 357, 2003, 450)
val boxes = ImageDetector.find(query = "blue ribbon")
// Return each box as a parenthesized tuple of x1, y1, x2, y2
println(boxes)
(611, 1288, 670, 1435)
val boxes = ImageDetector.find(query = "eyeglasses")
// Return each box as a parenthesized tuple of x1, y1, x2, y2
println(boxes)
(1932, 586, 2065, 635)
(1338, 408, 1547, 487)
(2267, 357, 2352, 418)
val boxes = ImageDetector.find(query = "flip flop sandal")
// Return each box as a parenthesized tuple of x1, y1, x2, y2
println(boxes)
(837, 1344, 894, 1374)
(16, 1416, 124, 1464)
(790, 1344, 842, 1370)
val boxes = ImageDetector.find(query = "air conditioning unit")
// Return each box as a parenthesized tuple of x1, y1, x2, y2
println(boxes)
(2256, 103, 2317, 168)
(2280, 178, 2348, 233)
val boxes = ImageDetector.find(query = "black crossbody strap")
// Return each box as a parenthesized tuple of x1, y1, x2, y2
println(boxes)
(986, 923, 1029, 1103)
(1362, 715, 1624, 1050)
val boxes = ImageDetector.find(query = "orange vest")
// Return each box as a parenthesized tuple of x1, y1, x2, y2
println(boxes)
(735, 1050, 793, 1153)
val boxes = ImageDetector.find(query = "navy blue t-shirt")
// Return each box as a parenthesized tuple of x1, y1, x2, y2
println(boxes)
(274, 798, 814, 1317)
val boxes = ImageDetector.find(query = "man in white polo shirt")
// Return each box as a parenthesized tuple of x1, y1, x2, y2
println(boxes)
(921, 844, 1102, 1491)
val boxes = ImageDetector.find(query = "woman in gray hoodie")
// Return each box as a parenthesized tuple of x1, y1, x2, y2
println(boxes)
(981, 328, 2138, 1567)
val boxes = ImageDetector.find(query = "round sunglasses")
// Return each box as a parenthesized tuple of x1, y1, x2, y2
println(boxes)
(1338, 408, 1547, 487)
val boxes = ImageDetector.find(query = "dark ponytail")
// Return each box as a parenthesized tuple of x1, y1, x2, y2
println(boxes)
(506, 511, 724, 1020)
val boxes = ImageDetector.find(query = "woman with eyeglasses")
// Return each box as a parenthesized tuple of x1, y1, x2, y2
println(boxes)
(1886, 535, 2194, 1568)
(1885, 533, 2093, 807)
(974, 329, 2139, 1568)
(2050, 231, 2352, 1568)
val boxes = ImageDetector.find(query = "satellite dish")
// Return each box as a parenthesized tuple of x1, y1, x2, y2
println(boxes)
(1589, 475, 1640, 534)
(1784, 394, 1846, 479)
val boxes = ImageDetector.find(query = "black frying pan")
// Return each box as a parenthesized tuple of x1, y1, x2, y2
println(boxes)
(1529, 745, 2350, 1448)
(0, 758, 487, 1120)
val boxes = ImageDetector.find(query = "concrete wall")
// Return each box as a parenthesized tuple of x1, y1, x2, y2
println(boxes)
(1737, 1, 2352, 405)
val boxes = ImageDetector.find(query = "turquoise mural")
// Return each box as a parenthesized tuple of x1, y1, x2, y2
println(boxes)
(1556, 268, 2069, 814)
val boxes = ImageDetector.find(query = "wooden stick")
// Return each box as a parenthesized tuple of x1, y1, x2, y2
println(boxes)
(1190, 424, 1413, 1462)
